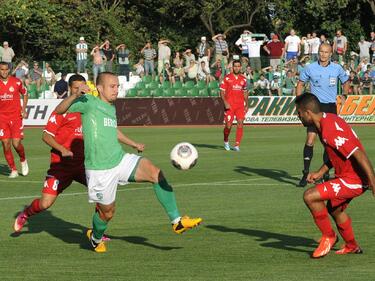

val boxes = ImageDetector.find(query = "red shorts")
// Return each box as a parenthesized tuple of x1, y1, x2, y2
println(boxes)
(316, 177, 367, 211)
(0, 118, 24, 139)
(224, 106, 245, 125)
(42, 163, 87, 196)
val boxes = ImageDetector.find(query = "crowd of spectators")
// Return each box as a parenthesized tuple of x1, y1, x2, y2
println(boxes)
(1, 29, 374, 97)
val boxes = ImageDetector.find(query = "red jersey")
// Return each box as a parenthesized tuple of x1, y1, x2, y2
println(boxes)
(44, 111, 84, 165)
(0, 76, 27, 120)
(266, 41, 284, 58)
(220, 73, 247, 107)
(320, 113, 366, 183)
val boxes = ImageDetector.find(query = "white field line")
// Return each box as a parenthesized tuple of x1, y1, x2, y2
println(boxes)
(0, 177, 296, 201)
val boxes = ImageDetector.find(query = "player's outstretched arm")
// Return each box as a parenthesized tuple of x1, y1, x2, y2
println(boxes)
(117, 129, 144, 152)
(42, 132, 73, 157)
(351, 149, 375, 196)
(307, 164, 330, 183)
(55, 94, 80, 114)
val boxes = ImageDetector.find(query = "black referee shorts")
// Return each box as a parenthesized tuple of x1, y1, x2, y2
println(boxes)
(307, 102, 337, 133)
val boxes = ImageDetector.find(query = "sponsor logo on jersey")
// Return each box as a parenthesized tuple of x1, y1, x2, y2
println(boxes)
(103, 117, 117, 128)
(0, 93, 13, 100)
(334, 136, 348, 149)
(49, 114, 57, 124)
(75, 126, 82, 134)
(9, 86, 14, 92)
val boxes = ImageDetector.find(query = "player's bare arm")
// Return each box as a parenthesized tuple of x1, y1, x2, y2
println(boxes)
(351, 149, 375, 196)
(21, 91, 28, 118)
(296, 81, 305, 96)
(244, 90, 249, 111)
(42, 132, 73, 157)
(117, 129, 144, 152)
(220, 89, 230, 110)
(55, 84, 90, 114)
(307, 163, 330, 183)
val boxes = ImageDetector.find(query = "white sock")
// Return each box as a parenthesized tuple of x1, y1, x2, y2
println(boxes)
(171, 216, 181, 225)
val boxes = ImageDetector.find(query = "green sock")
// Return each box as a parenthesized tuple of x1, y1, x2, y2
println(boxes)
(92, 212, 108, 241)
(153, 177, 180, 222)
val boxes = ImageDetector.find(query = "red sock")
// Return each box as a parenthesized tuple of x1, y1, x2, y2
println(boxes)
(235, 127, 243, 146)
(3, 148, 16, 171)
(337, 217, 358, 249)
(223, 127, 231, 142)
(312, 208, 335, 237)
(14, 143, 26, 162)
(24, 199, 42, 217)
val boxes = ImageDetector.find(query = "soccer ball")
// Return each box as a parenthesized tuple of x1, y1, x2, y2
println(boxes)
(170, 142, 198, 170)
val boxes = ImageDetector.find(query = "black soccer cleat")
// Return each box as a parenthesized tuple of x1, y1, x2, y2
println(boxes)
(297, 170, 308, 187)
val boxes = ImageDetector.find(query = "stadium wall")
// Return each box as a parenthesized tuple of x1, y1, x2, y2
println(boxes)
(23, 96, 375, 126)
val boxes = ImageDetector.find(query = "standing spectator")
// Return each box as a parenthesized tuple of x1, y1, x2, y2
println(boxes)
(90, 45, 105, 84)
(76, 36, 88, 73)
(284, 29, 301, 61)
(235, 30, 252, 57)
(370, 31, 375, 63)
(263, 34, 284, 69)
(183, 49, 196, 67)
(295, 43, 349, 187)
(245, 36, 265, 72)
(307, 32, 320, 61)
(53, 73, 68, 99)
(100, 40, 114, 72)
(157, 39, 171, 75)
(141, 41, 156, 77)
(212, 33, 229, 67)
(301, 35, 310, 57)
(1, 41, 15, 70)
(333, 30, 348, 62)
(0, 62, 29, 178)
(116, 44, 131, 81)
(196, 36, 211, 74)
(28, 61, 43, 91)
(12, 60, 29, 84)
(358, 36, 372, 62)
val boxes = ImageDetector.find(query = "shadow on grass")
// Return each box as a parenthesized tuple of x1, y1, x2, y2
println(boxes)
(0, 163, 10, 176)
(191, 143, 224, 150)
(206, 224, 318, 255)
(10, 210, 181, 251)
(233, 165, 300, 186)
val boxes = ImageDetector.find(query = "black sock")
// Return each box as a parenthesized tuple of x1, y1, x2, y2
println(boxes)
(303, 144, 313, 173)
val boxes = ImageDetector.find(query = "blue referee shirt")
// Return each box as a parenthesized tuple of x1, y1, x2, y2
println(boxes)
(299, 61, 348, 104)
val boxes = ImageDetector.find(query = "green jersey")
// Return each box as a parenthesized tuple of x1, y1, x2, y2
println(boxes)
(69, 94, 124, 170)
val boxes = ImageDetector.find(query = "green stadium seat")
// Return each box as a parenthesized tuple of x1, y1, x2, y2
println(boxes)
(209, 87, 220, 97)
(161, 81, 171, 89)
(147, 81, 159, 90)
(187, 87, 199, 97)
(142, 75, 152, 83)
(152, 88, 164, 97)
(27, 84, 38, 99)
(173, 81, 183, 89)
(184, 80, 195, 89)
(138, 88, 151, 97)
(174, 88, 188, 97)
(208, 80, 219, 89)
(163, 88, 175, 97)
(126, 88, 137, 97)
(198, 88, 209, 96)
(196, 80, 206, 89)
(135, 81, 146, 90)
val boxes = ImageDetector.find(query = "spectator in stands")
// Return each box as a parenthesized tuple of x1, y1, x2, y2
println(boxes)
(197, 61, 212, 84)
(196, 36, 211, 74)
(235, 30, 252, 57)
(285, 57, 298, 74)
(133, 58, 145, 78)
(100, 40, 115, 72)
(284, 29, 301, 61)
(333, 30, 348, 62)
(301, 35, 310, 57)
(244, 65, 254, 94)
(212, 33, 229, 67)
(348, 70, 360, 95)
(240, 56, 249, 73)
(270, 75, 281, 96)
(307, 32, 320, 61)
(356, 58, 371, 74)
(91, 44, 106, 84)
(157, 39, 171, 75)
(2, 41, 15, 70)
(370, 31, 375, 63)
(28, 61, 43, 91)
(211, 58, 223, 82)
(320, 34, 330, 45)
(359, 71, 373, 94)
(173, 51, 184, 68)
(173, 61, 185, 82)
(358, 36, 372, 62)
(263, 34, 284, 69)
(43, 62, 56, 87)
(141, 41, 156, 77)
(76, 36, 88, 73)
(254, 73, 270, 96)
(183, 49, 195, 67)
(116, 43, 131, 81)
(159, 62, 173, 84)
(282, 70, 296, 96)
(184, 59, 198, 82)
(53, 73, 68, 99)
(12, 60, 29, 84)
(246, 35, 265, 72)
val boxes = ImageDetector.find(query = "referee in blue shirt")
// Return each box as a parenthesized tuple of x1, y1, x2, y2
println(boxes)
(296, 43, 349, 187)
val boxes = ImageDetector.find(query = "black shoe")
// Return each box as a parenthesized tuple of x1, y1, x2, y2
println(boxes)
(297, 170, 308, 187)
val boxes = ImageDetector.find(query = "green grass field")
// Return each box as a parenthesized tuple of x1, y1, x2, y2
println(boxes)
(0, 125, 375, 281)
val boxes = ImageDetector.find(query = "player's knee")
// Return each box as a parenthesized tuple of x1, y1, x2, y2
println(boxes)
(303, 189, 315, 205)
(1, 140, 11, 150)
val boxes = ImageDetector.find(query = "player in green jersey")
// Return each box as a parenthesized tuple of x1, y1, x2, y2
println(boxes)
(55, 72, 202, 253)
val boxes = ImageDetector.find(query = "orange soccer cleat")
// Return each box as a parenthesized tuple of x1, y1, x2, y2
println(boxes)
(312, 234, 338, 258)
(335, 244, 363, 255)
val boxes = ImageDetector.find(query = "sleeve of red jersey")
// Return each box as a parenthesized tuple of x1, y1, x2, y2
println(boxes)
(219, 77, 227, 92)
(324, 123, 359, 159)
(44, 111, 63, 137)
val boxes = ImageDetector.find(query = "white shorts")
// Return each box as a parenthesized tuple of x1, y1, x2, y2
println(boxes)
(86, 153, 141, 205)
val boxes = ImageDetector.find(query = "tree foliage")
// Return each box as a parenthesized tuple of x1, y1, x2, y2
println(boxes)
(0, 0, 373, 67)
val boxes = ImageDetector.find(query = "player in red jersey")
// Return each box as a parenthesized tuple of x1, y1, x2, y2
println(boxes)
(0, 62, 29, 178)
(295, 93, 375, 258)
(220, 60, 248, 151)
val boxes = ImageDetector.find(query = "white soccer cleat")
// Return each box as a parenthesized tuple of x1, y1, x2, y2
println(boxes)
(224, 142, 230, 151)
(21, 160, 29, 176)
(233, 146, 240, 152)
(9, 170, 19, 178)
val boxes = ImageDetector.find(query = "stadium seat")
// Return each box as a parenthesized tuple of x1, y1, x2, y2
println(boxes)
(208, 80, 219, 89)
(161, 81, 171, 89)
(27, 84, 38, 99)
(198, 88, 209, 96)
(187, 87, 199, 97)
(196, 80, 206, 89)
(135, 81, 146, 90)
(142, 75, 152, 84)
(147, 81, 159, 90)
(174, 88, 188, 97)
(138, 88, 151, 97)
(184, 80, 195, 89)
(163, 88, 175, 97)
(126, 88, 137, 98)
(173, 81, 183, 89)
(152, 88, 164, 97)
